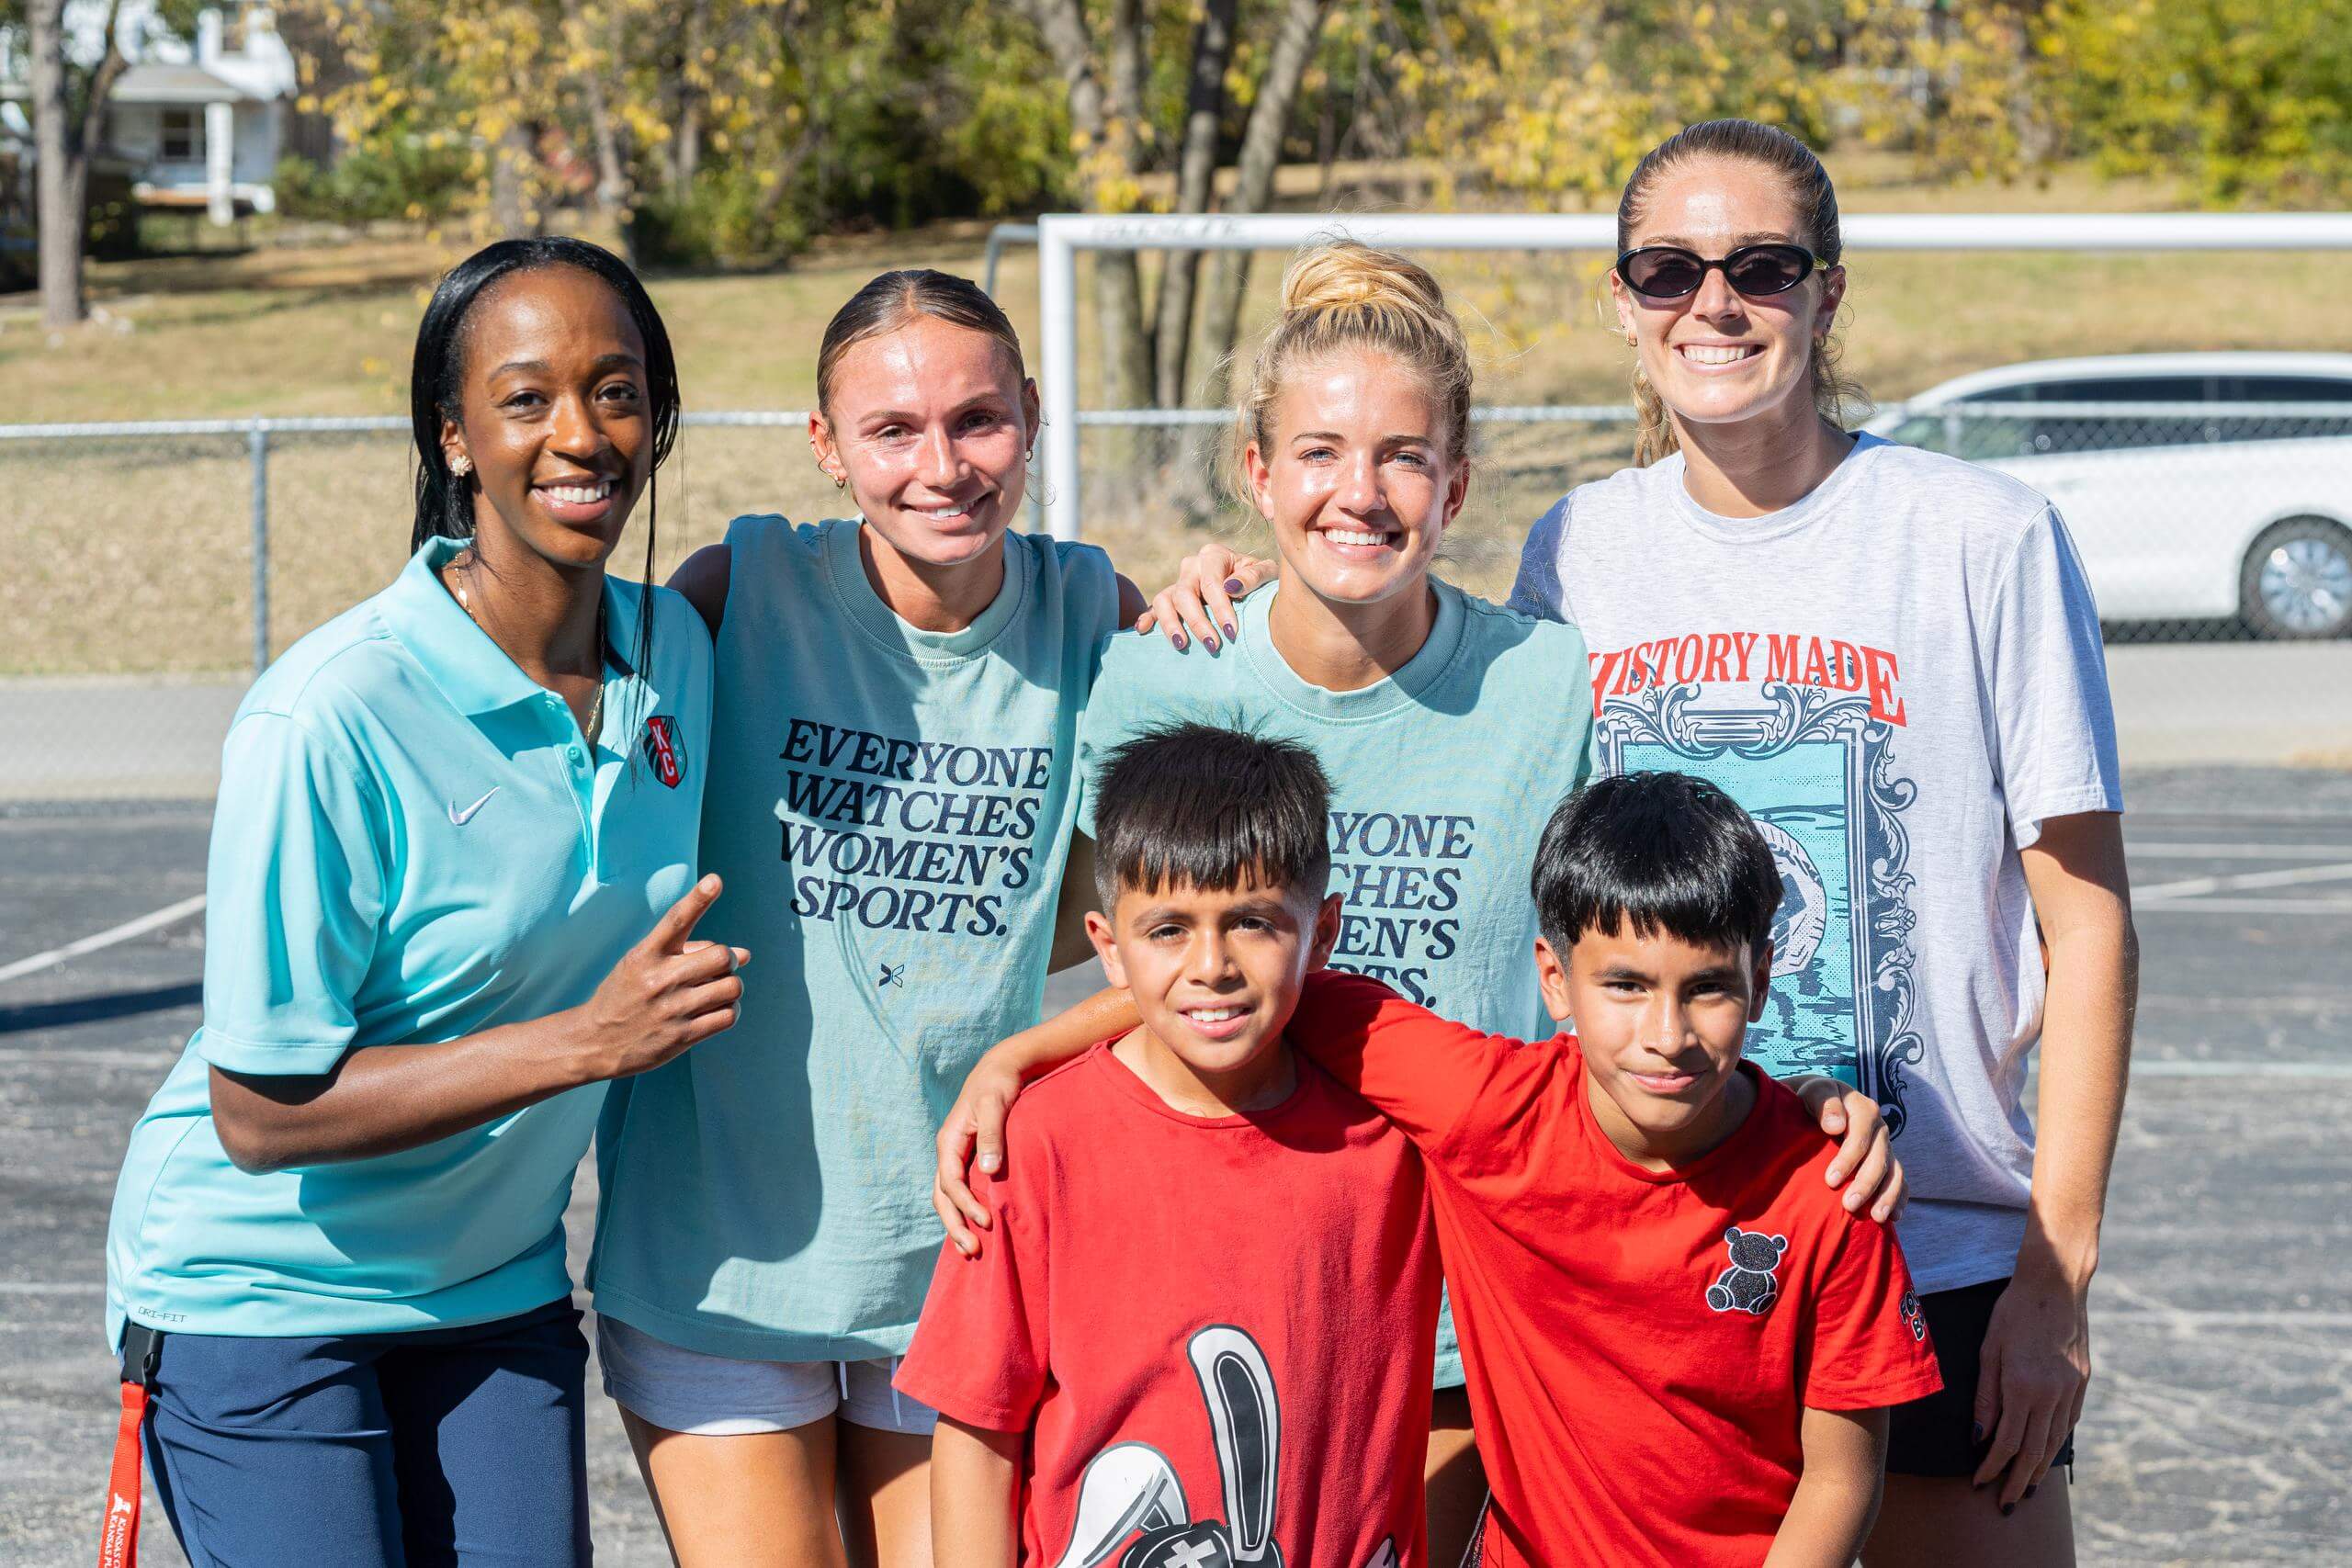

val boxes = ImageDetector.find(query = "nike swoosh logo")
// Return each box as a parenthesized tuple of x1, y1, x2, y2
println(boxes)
(447, 788, 499, 826)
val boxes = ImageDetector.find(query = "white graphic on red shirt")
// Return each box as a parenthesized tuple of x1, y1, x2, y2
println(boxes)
(1049, 1325, 1400, 1568)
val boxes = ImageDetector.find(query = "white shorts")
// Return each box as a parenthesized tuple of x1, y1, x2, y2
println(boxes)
(594, 1314, 937, 1438)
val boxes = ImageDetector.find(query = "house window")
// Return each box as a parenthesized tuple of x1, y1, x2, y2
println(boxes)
(160, 107, 203, 162)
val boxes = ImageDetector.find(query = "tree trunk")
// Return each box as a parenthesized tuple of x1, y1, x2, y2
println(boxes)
(489, 119, 536, 235)
(671, 0, 708, 194)
(1152, 0, 1238, 408)
(1194, 0, 1333, 407)
(1016, 0, 1153, 419)
(30, 0, 82, 329)
(562, 0, 632, 241)
(1092, 0, 1152, 413)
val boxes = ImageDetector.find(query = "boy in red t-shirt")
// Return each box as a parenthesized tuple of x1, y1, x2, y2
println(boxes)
(896, 723, 1441, 1567)
(941, 772, 1938, 1568)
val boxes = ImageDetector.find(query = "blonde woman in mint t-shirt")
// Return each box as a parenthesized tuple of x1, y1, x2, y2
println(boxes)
(1513, 121, 2133, 1568)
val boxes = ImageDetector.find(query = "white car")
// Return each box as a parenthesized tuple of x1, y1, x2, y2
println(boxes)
(1867, 353, 2352, 638)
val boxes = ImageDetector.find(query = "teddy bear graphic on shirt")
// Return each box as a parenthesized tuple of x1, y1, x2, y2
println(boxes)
(1048, 1324, 1399, 1568)
(1705, 1226, 1790, 1315)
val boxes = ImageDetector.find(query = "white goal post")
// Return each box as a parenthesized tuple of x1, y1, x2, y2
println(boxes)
(1035, 210, 2352, 542)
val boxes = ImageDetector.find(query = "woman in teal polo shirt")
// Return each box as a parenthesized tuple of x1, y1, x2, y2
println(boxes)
(103, 237, 730, 1568)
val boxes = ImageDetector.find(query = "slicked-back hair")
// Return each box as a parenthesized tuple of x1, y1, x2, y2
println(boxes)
(816, 268, 1026, 413)
(409, 237, 681, 694)
(1531, 772, 1782, 958)
(1091, 723, 1332, 912)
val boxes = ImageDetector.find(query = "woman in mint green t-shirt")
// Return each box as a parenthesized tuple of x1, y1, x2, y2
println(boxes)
(1070, 238, 1587, 1563)
(585, 270, 1167, 1564)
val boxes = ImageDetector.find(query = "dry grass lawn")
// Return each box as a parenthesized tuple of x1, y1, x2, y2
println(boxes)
(4, 155, 2343, 674)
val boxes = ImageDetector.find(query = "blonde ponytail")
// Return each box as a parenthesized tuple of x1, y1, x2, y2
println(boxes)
(1228, 240, 1474, 504)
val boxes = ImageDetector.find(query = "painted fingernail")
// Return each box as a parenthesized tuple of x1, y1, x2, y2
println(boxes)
(1223, 577, 1245, 594)
(2001, 1504, 2016, 1518)
(1171, 632, 1188, 649)
(1973, 1422, 1985, 1443)
(1222, 621, 1238, 639)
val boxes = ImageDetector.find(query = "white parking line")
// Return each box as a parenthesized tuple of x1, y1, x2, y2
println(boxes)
(2133, 1060, 2352, 1078)
(0, 1047, 187, 1066)
(2098, 1310, 2352, 1330)
(2129, 842, 2352, 860)
(2136, 897, 2352, 915)
(0, 895, 206, 986)
(2136, 861, 2352, 900)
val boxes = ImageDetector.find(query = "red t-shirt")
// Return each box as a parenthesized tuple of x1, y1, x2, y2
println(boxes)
(897, 1041, 1440, 1568)
(1287, 971, 1944, 1568)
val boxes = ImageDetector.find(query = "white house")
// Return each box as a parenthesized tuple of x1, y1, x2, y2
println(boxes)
(0, 2, 299, 225)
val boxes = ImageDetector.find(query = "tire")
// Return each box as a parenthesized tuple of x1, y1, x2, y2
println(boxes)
(2240, 517, 2352, 640)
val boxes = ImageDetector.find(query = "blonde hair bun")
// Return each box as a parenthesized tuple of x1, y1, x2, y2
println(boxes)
(1279, 241, 1451, 324)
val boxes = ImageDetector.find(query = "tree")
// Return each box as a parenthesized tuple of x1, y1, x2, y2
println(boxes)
(2043, 0, 2352, 203)
(25, 0, 131, 328)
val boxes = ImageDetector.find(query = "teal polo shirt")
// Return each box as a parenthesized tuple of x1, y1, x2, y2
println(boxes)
(106, 536, 713, 1343)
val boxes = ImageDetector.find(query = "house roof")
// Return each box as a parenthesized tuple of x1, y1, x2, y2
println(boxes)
(112, 63, 251, 105)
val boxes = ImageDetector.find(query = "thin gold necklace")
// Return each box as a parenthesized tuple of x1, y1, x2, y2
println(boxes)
(452, 553, 605, 745)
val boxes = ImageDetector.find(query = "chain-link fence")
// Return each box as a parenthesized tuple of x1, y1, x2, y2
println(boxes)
(5, 400, 2348, 801)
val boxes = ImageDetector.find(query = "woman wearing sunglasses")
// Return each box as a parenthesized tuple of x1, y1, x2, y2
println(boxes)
(1508, 118, 2138, 1568)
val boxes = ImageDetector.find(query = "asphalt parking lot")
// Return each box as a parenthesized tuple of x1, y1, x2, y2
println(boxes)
(3, 764, 2349, 1565)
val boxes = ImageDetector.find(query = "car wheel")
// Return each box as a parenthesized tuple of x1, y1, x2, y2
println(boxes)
(2241, 517, 2352, 639)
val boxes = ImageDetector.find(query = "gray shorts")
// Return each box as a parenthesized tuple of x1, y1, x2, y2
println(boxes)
(594, 1314, 936, 1438)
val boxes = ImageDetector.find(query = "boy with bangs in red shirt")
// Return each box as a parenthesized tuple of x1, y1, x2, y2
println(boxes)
(898, 723, 1440, 1567)
(938, 770, 1938, 1567)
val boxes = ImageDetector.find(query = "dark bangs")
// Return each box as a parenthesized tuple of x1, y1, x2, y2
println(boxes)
(1091, 723, 1332, 909)
(1531, 772, 1782, 955)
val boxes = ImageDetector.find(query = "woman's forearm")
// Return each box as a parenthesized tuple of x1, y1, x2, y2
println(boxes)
(2018, 817, 2139, 1284)
(2021, 917, 2136, 1280)
(209, 1010, 600, 1173)
(998, 985, 1141, 1077)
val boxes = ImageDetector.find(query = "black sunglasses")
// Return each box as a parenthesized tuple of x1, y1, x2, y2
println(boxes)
(1615, 243, 1826, 300)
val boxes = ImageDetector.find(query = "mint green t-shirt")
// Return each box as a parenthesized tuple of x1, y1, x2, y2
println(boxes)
(590, 516, 1123, 1361)
(1077, 577, 1595, 1384)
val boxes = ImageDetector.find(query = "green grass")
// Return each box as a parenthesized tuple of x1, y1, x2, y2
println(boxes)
(4, 157, 2346, 673)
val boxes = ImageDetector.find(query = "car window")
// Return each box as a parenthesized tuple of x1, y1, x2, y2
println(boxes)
(1886, 409, 2036, 460)
(2216, 376, 2352, 443)
(2005, 377, 2211, 453)
(2031, 377, 2212, 403)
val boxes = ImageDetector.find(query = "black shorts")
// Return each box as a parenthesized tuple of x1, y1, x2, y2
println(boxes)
(1886, 1276, 2078, 1477)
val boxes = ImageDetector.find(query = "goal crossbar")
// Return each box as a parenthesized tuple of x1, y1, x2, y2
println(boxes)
(1035, 209, 2352, 540)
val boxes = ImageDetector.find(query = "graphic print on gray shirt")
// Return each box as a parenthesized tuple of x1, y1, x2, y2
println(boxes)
(1510, 434, 2122, 1294)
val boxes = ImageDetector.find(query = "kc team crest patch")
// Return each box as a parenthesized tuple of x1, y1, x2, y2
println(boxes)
(642, 715, 686, 788)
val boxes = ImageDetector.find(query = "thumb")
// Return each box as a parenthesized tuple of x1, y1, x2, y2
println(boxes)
(647, 874, 722, 953)
(1973, 1330, 2002, 1449)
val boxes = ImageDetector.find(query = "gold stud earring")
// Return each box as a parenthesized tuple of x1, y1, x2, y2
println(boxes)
(449, 455, 471, 477)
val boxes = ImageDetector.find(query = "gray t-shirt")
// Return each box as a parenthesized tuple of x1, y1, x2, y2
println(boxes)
(1510, 433, 2122, 1294)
